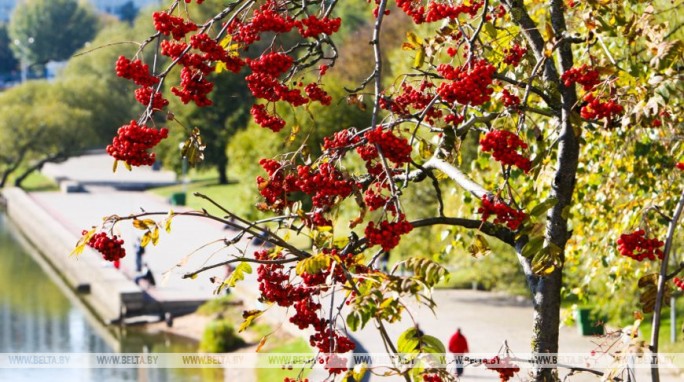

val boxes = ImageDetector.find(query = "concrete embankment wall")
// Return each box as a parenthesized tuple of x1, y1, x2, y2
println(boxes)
(2, 188, 144, 324)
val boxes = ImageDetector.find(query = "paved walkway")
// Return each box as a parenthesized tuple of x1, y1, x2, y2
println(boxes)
(34, 153, 682, 382)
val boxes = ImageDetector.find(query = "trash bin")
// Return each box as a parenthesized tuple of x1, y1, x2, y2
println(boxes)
(575, 308, 605, 336)
(170, 192, 186, 206)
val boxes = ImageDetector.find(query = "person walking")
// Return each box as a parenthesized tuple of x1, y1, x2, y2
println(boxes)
(449, 328, 469, 377)
(134, 237, 145, 272)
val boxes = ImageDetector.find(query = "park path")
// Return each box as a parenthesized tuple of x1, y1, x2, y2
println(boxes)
(33, 153, 682, 382)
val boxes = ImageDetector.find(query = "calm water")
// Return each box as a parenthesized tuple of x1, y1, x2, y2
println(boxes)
(0, 215, 223, 382)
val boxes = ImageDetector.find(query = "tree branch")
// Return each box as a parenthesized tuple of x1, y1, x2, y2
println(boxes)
(423, 157, 490, 199)
(650, 188, 684, 382)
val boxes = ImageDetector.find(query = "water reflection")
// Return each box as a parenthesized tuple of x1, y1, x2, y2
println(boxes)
(0, 215, 223, 381)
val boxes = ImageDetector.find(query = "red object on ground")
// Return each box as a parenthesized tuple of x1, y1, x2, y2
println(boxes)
(448, 329, 469, 354)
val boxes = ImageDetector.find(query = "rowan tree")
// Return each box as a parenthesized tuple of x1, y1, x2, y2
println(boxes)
(76, 1, 683, 381)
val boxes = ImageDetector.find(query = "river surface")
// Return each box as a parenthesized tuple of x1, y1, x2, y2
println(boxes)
(0, 215, 224, 382)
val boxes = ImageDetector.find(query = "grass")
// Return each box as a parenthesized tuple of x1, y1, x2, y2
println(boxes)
(148, 169, 243, 217)
(256, 337, 313, 382)
(8, 170, 59, 192)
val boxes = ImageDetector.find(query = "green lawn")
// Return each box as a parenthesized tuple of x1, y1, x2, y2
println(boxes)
(12, 170, 59, 192)
(256, 337, 313, 382)
(148, 170, 246, 217)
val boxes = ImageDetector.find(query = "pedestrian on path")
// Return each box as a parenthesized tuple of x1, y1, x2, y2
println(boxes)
(134, 237, 145, 272)
(134, 263, 156, 288)
(449, 328, 469, 377)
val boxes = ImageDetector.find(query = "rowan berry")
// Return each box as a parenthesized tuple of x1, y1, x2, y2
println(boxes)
(106, 121, 169, 167)
(478, 195, 526, 231)
(84, 230, 126, 263)
(480, 129, 531, 173)
(561, 65, 600, 91)
(617, 230, 664, 261)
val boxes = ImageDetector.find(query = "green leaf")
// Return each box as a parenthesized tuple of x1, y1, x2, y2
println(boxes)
(224, 262, 252, 288)
(484, 22, 497, 39)
(468, 234, 491, 258)
(346, 311, 360, 332)
(397, 327, 420, 354)
(522, 236, 545, 258)
(420, 335, 446, 354)
(530, 197, 558, 217)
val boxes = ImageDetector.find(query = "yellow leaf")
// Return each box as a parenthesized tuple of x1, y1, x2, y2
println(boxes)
(132, 219, 148, 230)
(406, 31, 423, 46)
(71, 228, 96, 256)
(124, 161, 132, 171)
(151, 227, 160, 246)
(239, 310, 264, 332)
(165, 210, 174, 233)
(141, 232, 151, 247)
(224, 262, 253, 288)
(255, 336, 268, 352)
(112, 160, 118, 173)
(413, 47, 426, 68)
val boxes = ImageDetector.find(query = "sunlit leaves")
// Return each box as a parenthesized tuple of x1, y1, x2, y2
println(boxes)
(238, 309, 263, 333)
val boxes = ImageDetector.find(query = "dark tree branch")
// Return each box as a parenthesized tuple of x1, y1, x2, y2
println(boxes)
(650, 188, 684, 382)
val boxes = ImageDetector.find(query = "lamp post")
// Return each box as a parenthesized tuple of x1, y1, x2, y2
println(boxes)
(13, 37, 34, 83)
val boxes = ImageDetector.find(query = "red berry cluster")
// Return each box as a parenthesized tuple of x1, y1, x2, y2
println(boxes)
(364, 185, 395, 213)
(228, 3, 295, 45)
(305, 83, 332, 105)
(365, 214, 413, 251)
(437, 59, 496, 106)
(479, 129, 532, 173)
(250, 104, 286, 132)
(561, 65, 600, 91)
(247, 52, 293, 76)
(484, 356, 520, 382)
(84, 230, 126, 262)
(134, 86, 169, 110)
(580, 93, 623, 121)
(676, 162, 684, 171)
(492, 5, 507, 18)
(396, 0, 482, 23)
(152, 11, 197, 40)
(674, 277, 684, 291)
(295, 15, 341, 38)
(284, 378, 308, 382)
(106, 121, 169, 167)
(256, 159, 298, 210)
(380, 82, 442, 123)
(503, 44, 527, 67)
(501, 89, 521, 109)
(357, 127, 412, 165)
(323, 129, 361, 157)
(478, 195, 527, 231)
(254, 249, 356, 365)
(295, 163, 356, 208)
(159, 40, 215, 75)
(423, 374, 443, 382)
(184, 0, 204, 3)
(172, 67, 214, 106)
(617, 230, 664, 261)
(115, 56, 158, 87)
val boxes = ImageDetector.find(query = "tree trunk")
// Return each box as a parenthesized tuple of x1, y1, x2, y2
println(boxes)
(217, 160, 228, 185)
(14, 153, 65, 188)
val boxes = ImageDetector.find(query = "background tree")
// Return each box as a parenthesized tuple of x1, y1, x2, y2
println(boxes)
(117, 1, 139, 25)
(0, 24, 18, 75)
(0, 81, 95, 187)
(8, 0, 99, 65)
